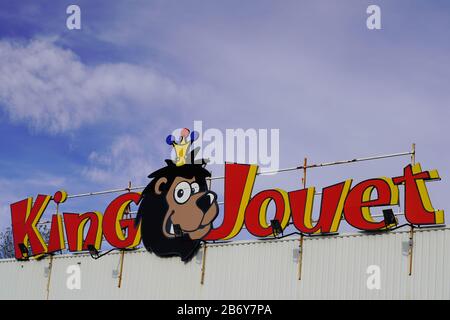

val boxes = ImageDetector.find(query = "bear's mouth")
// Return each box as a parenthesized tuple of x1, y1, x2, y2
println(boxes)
(165, 218, 205, 236)
(165, 213, 176, 236)
(164, 214, 208, 237)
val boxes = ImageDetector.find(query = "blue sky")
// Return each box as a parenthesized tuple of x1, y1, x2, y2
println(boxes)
(0, 1, 449, 240)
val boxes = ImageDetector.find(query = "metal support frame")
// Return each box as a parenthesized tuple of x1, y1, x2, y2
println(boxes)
(31, 147, 417, 284)
(60, 150, 414, 199)
(35, 149, 415, 227)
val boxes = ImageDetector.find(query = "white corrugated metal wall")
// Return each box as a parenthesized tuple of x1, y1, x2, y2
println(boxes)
(0, 227, 449, 299)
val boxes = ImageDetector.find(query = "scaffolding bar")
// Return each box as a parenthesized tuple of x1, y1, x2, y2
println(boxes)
(64, 150, 413, 199)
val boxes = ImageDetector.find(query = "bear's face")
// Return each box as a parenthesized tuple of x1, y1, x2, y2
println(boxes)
(155, 176, 218, 240)
(136, 160, 218, 262)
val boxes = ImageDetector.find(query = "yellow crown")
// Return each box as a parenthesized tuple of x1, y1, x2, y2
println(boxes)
(166, 128, 198, 166)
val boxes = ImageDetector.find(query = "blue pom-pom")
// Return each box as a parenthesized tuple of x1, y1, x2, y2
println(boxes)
(190, 131, 199, 142)
(166, 135, 175, 145)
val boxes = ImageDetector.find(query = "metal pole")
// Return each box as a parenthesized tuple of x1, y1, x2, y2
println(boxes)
(301, 157, 307, 189)
(298, 234, 304, 281)
(45, 201, 60, 300)
(298, 157, 307, 281)
(118, 250, 125, 288)
(209, 150, 414, 181)
(118, 181, 131, 288)
(45, 253, 53, 300)
(408, 226, 414, 276)
(408, 143, 416, 276)
(200, 243, 207, 285)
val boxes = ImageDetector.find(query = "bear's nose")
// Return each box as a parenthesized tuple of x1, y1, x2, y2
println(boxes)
(196, 191, 217, 214)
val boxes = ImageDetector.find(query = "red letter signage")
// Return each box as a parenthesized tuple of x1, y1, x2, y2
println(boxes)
(10, 195, 51, 259)
(103, 192, 142, 249)
(344, 178, 399, 230)
(393, 163, 444, 225)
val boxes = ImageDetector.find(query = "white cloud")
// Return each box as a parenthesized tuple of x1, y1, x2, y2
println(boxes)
(0, 174, 68, 229)
(82, 134, 158, 187)
(0, 39, 191, 133)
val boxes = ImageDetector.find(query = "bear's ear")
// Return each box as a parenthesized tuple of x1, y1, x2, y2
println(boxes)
(165, 159, 175, 166)
(154, 177, 168, 195)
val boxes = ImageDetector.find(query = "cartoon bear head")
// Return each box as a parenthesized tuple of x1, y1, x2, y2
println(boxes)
(136, 159, 218, 262)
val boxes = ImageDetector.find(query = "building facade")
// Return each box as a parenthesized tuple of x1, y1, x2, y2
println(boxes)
(0, 227, 448, 299)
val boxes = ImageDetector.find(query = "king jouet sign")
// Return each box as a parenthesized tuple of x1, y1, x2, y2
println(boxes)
(9, 129, 444, 261)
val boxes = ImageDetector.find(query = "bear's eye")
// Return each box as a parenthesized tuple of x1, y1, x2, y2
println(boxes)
(174, 181, 191, 204)
(191, 182, 200, 194)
